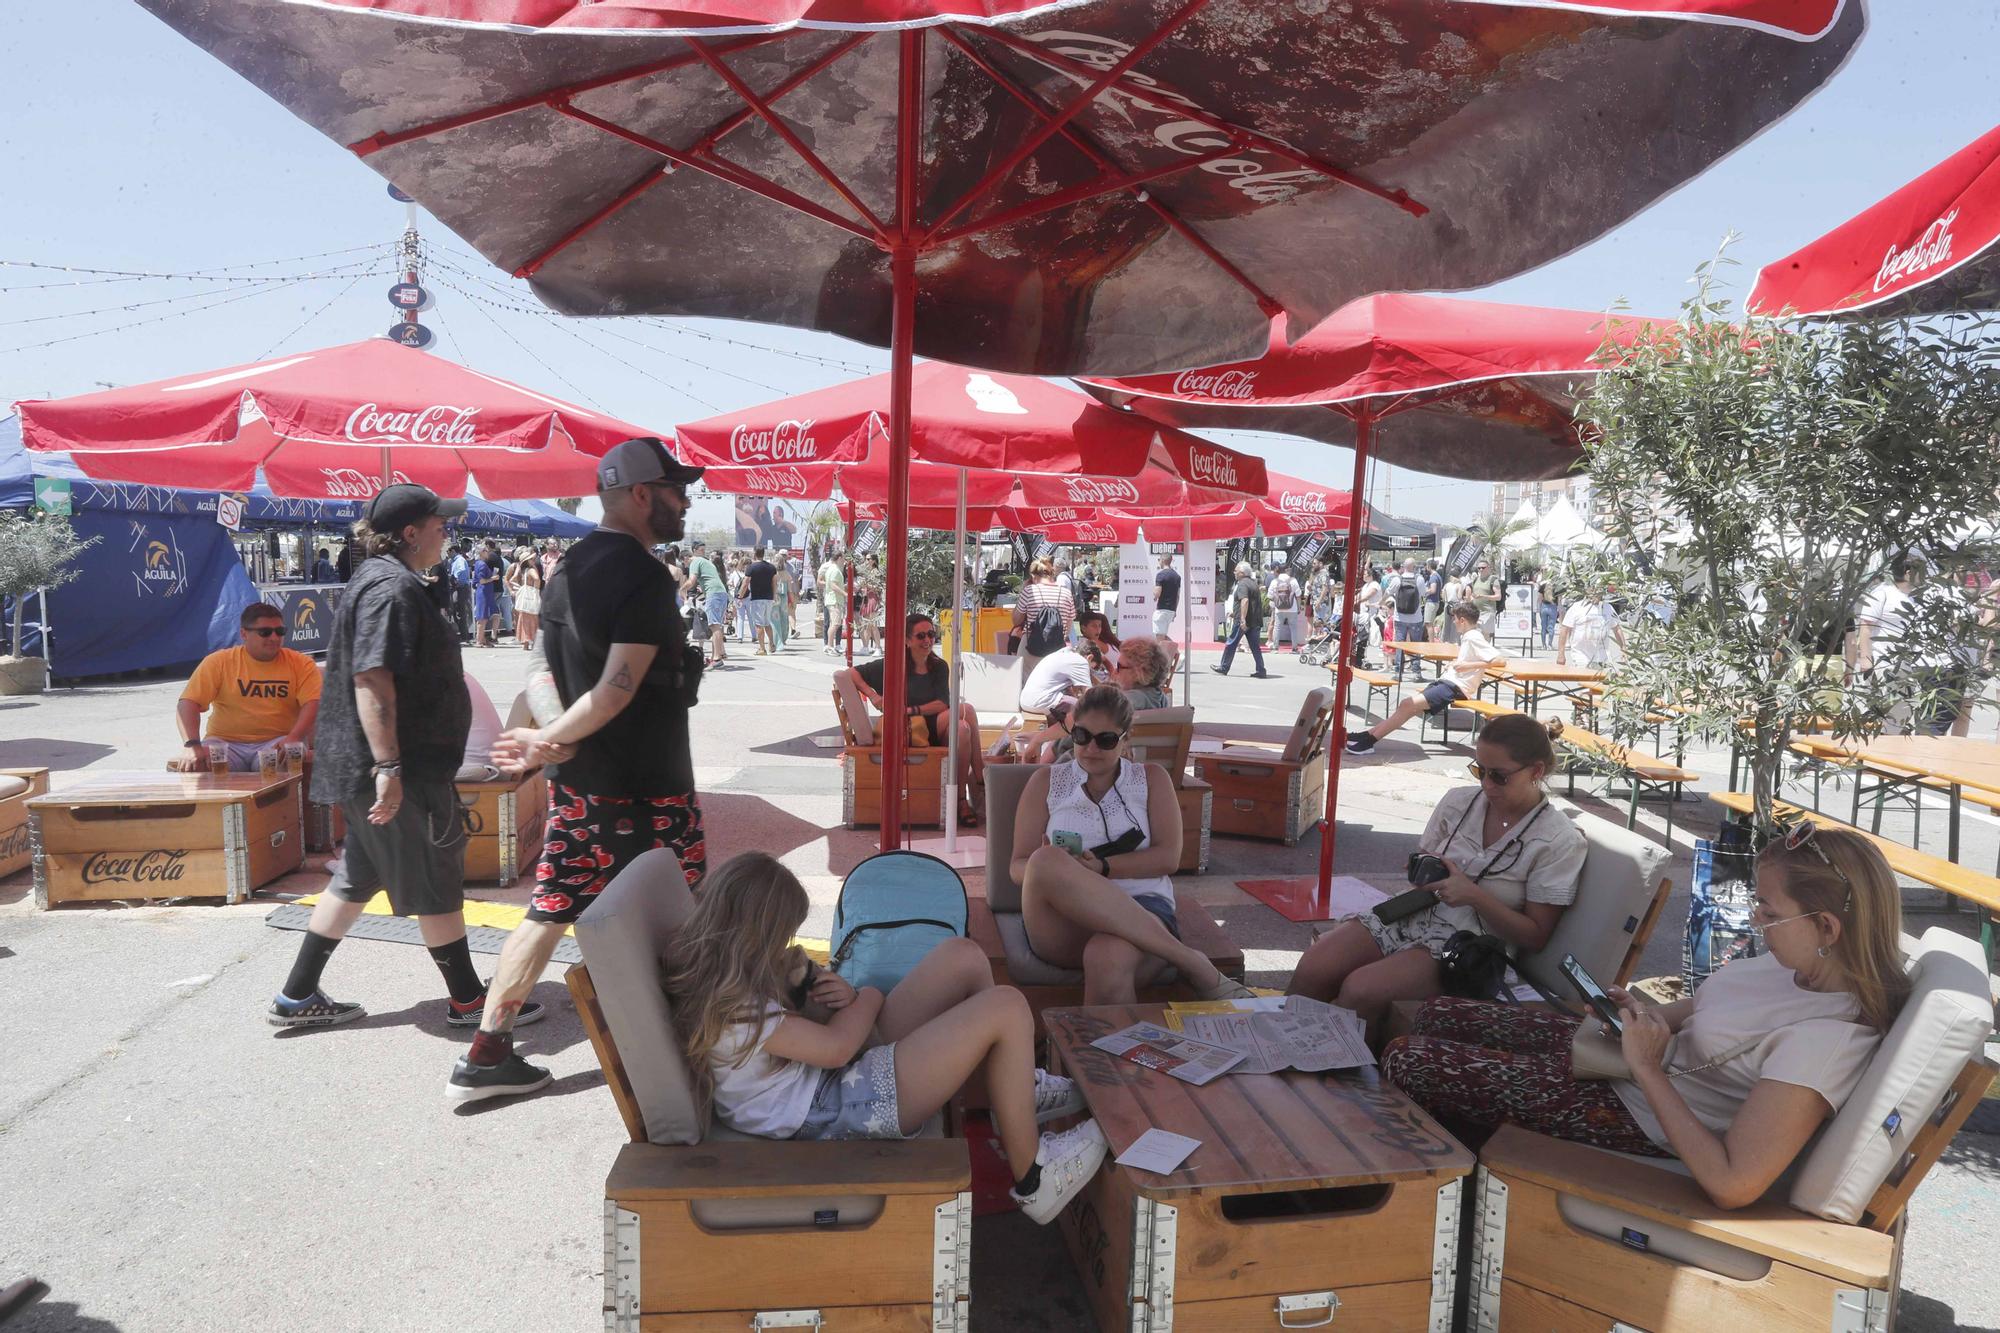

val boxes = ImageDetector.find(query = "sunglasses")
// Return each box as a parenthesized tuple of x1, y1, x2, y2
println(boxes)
(1779, 821, 1855, 912)
(1466, 761, 1523, 786)
(912, 630, 937, 641)
(246, 627, 287, 638)
(1070, 726, 1127, 752)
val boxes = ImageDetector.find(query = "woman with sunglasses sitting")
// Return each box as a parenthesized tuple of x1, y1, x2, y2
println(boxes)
(1382, 825, 1907, 1210)
(844, 612, 985, 826)
(1289, 712, 1582, 1039)
(1011, 685, 1256, 1005)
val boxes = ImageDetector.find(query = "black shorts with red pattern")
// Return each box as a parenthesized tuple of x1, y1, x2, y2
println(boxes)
(527, 781, 707, 924)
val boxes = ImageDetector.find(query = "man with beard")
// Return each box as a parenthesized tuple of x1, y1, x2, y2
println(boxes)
(447, 439, 708, 1102)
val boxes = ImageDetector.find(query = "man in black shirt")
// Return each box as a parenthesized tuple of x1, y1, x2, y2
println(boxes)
(1211, 560, 1270, 678)
(745, 545, 777, 657)
(1153, 553, 1181, 636)
(448, 437, 706, 1103)
(267, 484, 536, 1035)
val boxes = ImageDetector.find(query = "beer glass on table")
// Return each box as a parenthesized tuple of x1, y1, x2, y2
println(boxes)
(205, 741, 228, 776)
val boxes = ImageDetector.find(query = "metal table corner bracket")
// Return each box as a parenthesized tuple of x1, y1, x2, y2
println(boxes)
(1128, 1196, 1178, 1332)
(603, 1201, 641, 1333)
(933, 1190, 972, 1332)
(1469, 1169, 1508, 1333)
(1430, 1176, 1464, 1333)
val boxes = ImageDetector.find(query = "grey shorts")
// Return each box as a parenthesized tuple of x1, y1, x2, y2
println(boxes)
(209, 740, 279, 773)
(1134, 891, 1181, 940)
(325, 778, 467, 917)
(746, 599, 773, 629)
(792, 1044, 913, 1142)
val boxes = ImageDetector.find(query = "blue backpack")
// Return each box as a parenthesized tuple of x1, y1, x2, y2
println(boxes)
(830, 851, 969, 994)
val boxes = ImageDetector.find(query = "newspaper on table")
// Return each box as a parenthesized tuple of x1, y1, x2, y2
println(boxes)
(1090, 1022, 1245, 1085)
(1173, 995, 1375, 1073)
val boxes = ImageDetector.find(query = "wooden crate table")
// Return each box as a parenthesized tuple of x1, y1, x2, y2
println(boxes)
(1044, 1004, 1474, 1332)
(1, 767, 51, 879)
(30, 770, 303, 908)
(456, 769, 548, 884)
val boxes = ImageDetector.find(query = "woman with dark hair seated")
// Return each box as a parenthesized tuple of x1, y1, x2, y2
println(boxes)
(1288, 712, 1584, 1039)
(1011, 685, 1255, 1005)
(1382, 825, 1908, 1210)
(845, 611, 984, 824)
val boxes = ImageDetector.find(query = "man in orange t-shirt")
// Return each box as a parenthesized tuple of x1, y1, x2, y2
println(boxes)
(169, 603, 323, 772)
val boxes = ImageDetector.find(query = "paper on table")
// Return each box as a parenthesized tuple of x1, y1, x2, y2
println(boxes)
(1115, 1128, 1201, 1175)
(1178, 995, 1374, 1073)
(1091, 1022, 1245, 1085)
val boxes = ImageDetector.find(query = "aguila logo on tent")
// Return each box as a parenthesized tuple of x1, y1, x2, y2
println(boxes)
(129, 523, 188, 597)
(293, 599, 319, 635)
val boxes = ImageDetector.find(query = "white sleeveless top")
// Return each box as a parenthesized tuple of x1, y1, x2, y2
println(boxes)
(708, 1001, 820, 1139)
(1045, 758, 1173, 903)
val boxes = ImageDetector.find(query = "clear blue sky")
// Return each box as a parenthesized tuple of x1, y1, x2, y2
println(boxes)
(3, 1, 1994, 526)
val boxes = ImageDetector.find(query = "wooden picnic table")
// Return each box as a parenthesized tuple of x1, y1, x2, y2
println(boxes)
(1043, 1003, 1472, 1331)
(1491, 662, 1604, 716)
(1384, 639, 1461, 679)
(1791, 734, 2000, 865)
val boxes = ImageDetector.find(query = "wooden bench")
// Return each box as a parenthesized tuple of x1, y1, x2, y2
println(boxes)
(1419, 694, 1514, 746)
(0, 767, 50, 879)
(1711, 792, 2000, 971)
(1349, 668, 1398, 721)
(1554, 723, 1698, 838)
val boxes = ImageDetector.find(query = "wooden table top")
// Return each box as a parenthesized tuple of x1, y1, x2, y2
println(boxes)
(30, 770, 301, 807)
(1387, 641, 1462, 662)
(1044, 1004, 1473, 1200)
(1498, 663, 1604, 683)
(1797, 734, 2000, 795)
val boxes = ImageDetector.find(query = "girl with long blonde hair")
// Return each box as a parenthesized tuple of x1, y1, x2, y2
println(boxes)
(661, 852, 1109, 1224)
(1382, 824, 1910, 1210)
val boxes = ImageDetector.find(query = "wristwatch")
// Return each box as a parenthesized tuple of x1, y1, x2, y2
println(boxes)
(183, 739, 204, 749)
(370, 761, 403, 776)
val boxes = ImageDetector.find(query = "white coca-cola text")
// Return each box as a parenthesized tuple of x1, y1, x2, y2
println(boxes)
(1185, 447, 1241, 488)
(1874, 210, 1958, 293)
(742, 466, 810, 497)
(1170, 368, 1258, 400)
(1069, 524, 1118, 543)
(1278, 490, 1327, 514)
(1062, 476, 1141, 504)
(728, 418, 819, 464)
(343, 403, 481, 446)
(319, 467, 412, 499)
(1035, 507, 1081, 524)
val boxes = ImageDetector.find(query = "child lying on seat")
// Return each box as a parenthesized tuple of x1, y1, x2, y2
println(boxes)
(662, 852, 1108, 1223)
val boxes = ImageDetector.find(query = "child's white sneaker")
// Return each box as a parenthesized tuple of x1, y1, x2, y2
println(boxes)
(1011, 1119, 1108, 1225)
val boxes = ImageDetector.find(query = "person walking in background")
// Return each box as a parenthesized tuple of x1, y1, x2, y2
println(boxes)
(448, 540, 474, 642)
(857, 554, 886, 656)
(1151, 553, 1181, 638)
(539, 539, 561, 582)
(746, 545, 778, 656)
(1470, 560, 1503, 635)
(460, 438, 708, 1102)
(1536, 570, 1559, 649)
(267, 484, 514, 1035)
(1439, 567, 1468, 646)
(819, 549, 847, 654)
(1387, 557, 1429, 680)
(1012, 557, 1076, 671)
(471, 543, 502, 648)
(1424, 560, 1444, 631)
(1212, 561, 1269, 678)
(771, 552, 796, 652)
(1556, 584, 1626, 668)
(1351, 563, 1383, 668)
(1267, 562, 1304, 652)
(510, 545, 544, 652)
(685, 539, 729, 666)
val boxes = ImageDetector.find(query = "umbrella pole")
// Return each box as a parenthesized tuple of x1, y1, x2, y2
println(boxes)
(876, 29, 923, 854)
(844, 514, 855, 670)
(1316, 406, 1374, 908)
(944, 467, 967, 852)
(1182, 517, 1193, 706)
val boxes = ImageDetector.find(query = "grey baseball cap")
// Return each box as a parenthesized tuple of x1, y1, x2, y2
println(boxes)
(597, 436, 703, 490)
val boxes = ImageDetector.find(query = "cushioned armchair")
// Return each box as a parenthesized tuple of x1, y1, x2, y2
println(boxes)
(831, 670, 944, 828)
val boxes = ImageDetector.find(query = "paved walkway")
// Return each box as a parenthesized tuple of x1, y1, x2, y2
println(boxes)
(1, 633, 1993, 1331)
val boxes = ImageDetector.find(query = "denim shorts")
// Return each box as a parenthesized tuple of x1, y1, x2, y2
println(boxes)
(1421, 680, 1466, 712)
(1133, 891, 1181, 939)
(703, 590, 729, 628)
(792, 1043, 913, 1141)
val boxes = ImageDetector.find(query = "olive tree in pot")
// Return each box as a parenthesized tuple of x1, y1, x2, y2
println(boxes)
(1578, 256, 2000, 829)
(0, 511, 96, 694)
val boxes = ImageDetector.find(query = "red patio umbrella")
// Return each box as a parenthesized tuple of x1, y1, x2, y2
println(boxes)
(1084, 294, 1675, 919)
(14, 338, 657, 501)
(1748, 124, 2000, 319)
(136, 0, 1860, 845)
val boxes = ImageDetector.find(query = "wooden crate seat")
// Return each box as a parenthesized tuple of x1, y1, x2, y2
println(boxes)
(833, 675, 947, 829)
(0, 767, 50, 880)
(1193, 687, 1333, 846)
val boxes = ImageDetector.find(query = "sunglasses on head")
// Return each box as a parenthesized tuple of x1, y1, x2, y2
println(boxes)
(1779, 820, 1855, 912)
(1070, 725, 1127, 752)
(246, 627, 286, 638)
(1466, 761, 1523, 785)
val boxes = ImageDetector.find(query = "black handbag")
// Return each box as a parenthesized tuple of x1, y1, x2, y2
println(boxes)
(1437, 930, 1511, 1000)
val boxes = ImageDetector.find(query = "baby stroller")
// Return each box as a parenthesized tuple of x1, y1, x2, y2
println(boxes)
(1297, 615, 1343, 667)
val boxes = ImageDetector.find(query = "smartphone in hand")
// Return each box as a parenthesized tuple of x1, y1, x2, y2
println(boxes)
(1560, 953, 1624, 1036)
(1050, 830, 1085, 854)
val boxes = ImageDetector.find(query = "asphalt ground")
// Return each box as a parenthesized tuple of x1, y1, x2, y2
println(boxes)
(2, 626, 1995, 1332)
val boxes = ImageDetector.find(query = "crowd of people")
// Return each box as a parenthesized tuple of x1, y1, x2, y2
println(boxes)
(157, 439, 1919, 1226)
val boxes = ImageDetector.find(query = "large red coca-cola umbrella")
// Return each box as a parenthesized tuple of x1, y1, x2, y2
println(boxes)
(1084, 294, 1676, 918)
(1748, 125, 2000, 319)
(14, 338, 656, 501)
(134, 0, 1859, 845)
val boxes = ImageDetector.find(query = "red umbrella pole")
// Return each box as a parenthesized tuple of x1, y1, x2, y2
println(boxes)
(1315, 406, 1374, 906)
(844, 513, 855, 670)
(875, 29, 923, 853)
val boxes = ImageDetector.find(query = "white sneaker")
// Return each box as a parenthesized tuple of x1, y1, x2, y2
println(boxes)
(1032, 1068, 1086, 1124)
(1011, 1120, 1108, 1225)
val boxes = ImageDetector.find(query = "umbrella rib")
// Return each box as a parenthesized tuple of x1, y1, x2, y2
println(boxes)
(937, 27, 1283, 318)
(555, 104, 875, 242)
(682, 37, 887, 240)
(925, 0, 1216, 239)
(516, 36, 871, 278)
(928, 143, 1248, 245)
(977, 26, 1426, 219)
(347, 33, 784, 158)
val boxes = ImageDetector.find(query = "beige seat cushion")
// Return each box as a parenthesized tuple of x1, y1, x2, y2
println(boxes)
(1282, 687, 1336, 763)
(1515, 812, 1670, 999)
(0, 775, 28, 801)
(956, 652, 1027, 716)
(832, 669, 875, 746)
(1788, 926, 1994, 1223)
(983, 763, 1040, 914)
(991, 909, 1178, 988)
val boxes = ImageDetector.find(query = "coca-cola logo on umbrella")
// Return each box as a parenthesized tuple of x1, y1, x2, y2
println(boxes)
(742, 466, 810, 496)
(1184, 445, 1242, 488)
(1035, 507, 1080, 524)
(1061, 476, 1141, 505)
(1169, 368, 1259, 400)
(728, 418, 819, 464)
(1069, 523, 1118, 543)
(1271, 512, 1323, 532)
(1278, 491, 1328, 514)
(319, 467, 414, 499)
(344, 403, 481, 446)
(1876, 209, 1959, 293)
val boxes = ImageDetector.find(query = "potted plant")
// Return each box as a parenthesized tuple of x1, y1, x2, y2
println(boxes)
(0, 511, 95, 694)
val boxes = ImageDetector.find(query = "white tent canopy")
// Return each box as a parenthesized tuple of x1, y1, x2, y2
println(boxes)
(1537, 495, 1610, 549)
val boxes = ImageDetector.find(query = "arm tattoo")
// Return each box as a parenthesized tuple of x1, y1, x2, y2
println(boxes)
(610, 664, 635, 693)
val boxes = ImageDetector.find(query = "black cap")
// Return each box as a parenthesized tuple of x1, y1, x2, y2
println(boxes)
(365, 483, 467, 533)
(598, 436, 704, 490)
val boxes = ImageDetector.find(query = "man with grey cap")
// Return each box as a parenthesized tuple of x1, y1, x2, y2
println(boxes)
(449, 437, 708, 1103)
(266, 483, 533, 1033)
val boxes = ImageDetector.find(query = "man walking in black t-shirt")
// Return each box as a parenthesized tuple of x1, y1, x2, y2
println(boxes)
(447, 438, 707, 1103)
(745, 545, 777, 657)
(267, 485, 540, 1034)
(1211, 560, 1269, 678)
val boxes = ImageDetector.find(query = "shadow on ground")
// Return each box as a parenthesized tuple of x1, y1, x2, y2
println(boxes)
(9, 1298, 130, 1332)
(0, 738, 118, 772)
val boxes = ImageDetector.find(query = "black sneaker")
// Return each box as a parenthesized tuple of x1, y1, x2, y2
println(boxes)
(446, 1053, 553, 1103)
(266, 990, 366, 1029)
(1209, 666, 1229, 676)
(444, 995, 546, 1028)
(1344, 732, 1377, 754)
